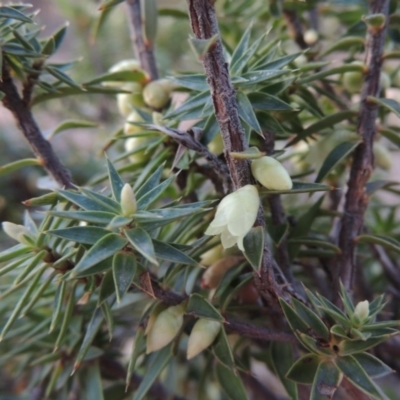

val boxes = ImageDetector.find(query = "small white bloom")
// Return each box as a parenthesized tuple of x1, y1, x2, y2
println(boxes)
(2, 222, 32, 245)
(205, 185, 259, 251)
(120, 183, 137, 217)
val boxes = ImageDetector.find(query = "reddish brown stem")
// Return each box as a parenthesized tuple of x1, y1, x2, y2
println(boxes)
(0, 63, 74, 189)
(336, 0, 389, 293)
(125, 0, 159, 81)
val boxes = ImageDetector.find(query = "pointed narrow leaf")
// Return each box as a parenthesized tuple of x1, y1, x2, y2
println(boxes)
(243, 226, 264, 271)
(315, 140, 360, 183)
(215, 363, 248, 400)
(48, 210, 116, 225)
(269, 342, 298, 399)
(126, 327, 146, 390)
(112, 252, 136, 303)
(0, 158, 41, 177)
(98, 270, 115, 305)
(50, 280, 67, 332)
(71, 234, 127, 277)
(152, 239, 198, 266)
(291, 298, 330, 340)
(237, 92, 262, 135)
(48, 227, 110, 245)
(50, 120, 98, 138)
(356, 234, 400, 254)
(137, 176, 174, 210)
(124, 227, 158, 265)
(132, 344, 173, 400)
(0, 6, 33, 22)
(279, 298, 310, 337)
(287, 353, 320, 384)
(141, 0, 157, 45)
(107, 158, 125, 202)
(83, 361, 104, 400)
(213, 329, 235, 370)
(263, 181, 331, 195)
(339, 335, 396, 356)
(310, 361, 342, 400)
(240, 69, 287, 86)
(247, 92, 292, 111)
(135, 163, 164, 200)
(188, 34, 219, 60)
(368, 97, 400, 118)
(74, 309, 104, 372)
(186, 293, 224, 322)
(334, 356, 387, 400)
(57, 190, 110, 212)
(352, 353, 393, 379)
(230, 24, 252, 70)
(169, 74, 208, 91)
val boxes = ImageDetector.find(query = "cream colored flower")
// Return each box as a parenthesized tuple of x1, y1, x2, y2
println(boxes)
(2, 222, 32, 245)
(251, 156, 292, 191)
(205, 185, 259, 251)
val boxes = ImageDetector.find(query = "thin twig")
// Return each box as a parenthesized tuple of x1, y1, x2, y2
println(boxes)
(283, 9, 308, 50)
(0, 63, 74, 189)
(22, 60, 44, 105)
(336, 0, 389, 293)
(125, 0, 159, 81)
(186, 0, 283, 302)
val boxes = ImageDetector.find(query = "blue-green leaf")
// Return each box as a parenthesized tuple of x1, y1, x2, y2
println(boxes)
(310, 361, 342, 400)
(186, 293, 224, 322)
(107, 158, 125, 203)
(112, 252, 136, 303)
(48, 227, 110, 245)
(237, 92, 262, 135)
(152, 240, 198, 266)
(243, 226, 264, 271)
(124, 227, 158, 265)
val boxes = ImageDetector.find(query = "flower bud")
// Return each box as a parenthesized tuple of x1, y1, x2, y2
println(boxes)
(201, 256, 242, 289)
(207, 134, 224, 155)
(200, 244, 224, 267)
(146, 303, 185, 353)
(103, 59, 146, 87)
(251, 156, 292, 191)
(143, 79, 172, 110)
(374, 142, 392, 170)
(205, 185, 260, 251)
(343, 62, 365, 94)
(124, 137, 148, 163)
(304, 29, 318, 45)
(2, 222, 32, 245)
(353, 300, 370, 323)
(187, 319, 221, 359)
(380, 72, 391, 91)
(117, 83, 145, 116)
(124, 110, 145, 135)
(120, 183, 137, 216)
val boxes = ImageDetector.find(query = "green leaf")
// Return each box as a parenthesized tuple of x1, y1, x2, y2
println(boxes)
(99, 0, 124, 10)
(288, 110, 356, 146)
(286, 353, 320, 384)
(239, 69, 287, 86)
(356, 234, 400, 254)
(288, 238, 341, 255)
(186, 293, 224, 322)
(112, 252, 136, 303)
(213, 328, 236, 371)
(48, 210, 116, 225)
(84, 70, 146, 86)
(50, 280, 67, 332)
(247, 92, 292, 111)
(339, 281, 355, 317)
(73, 308, 104, 372)
(279, 298, 310, 337)
(231, 34, 265, 75)
(352, 353, 393, 379)
(141, 0, 157, 45)
(137, 175, 175, 210)
(49, 120, 98, 139)
(79, 188, 121, 213)
(83, 361, 104, 400)
(0, 6, 33, 23)
(152, 239, 198, 266)
(124, 227, 158, 265)
(126, 327, 146, 390)
(315, 140, 360, 183)
(368, 96, 400, 118)
(0, 158, 41, 177)
(57, 189, 111, 212)
(105, 158, 125, 203)
(237, 91, 262, 135)
(242, 226, 264, 271)
(320, 36, 365, 57)
(230, 23, 252, 71)
(269, 342, 298, 399)
(98, 269, 115, 305)
(215, 363, 248, 400)
(339, 335, 396, 356)
(380, 128, 400, 148)
(48, 226, 110, 245)
(188, 34, 219, 60)
(299, 64, 364, 85)
(45, 66, 81, 89)
(0, 265, 47, 341)
(71, 234, 127, 278)
(291, 298, 330, 341)
(169, 74, 208, 91)
(158, 8, 188, 19)
(262, 181, 331, 195)
(165, 91, 209, 119)
(334, 356, 388, 400)
(135, 163, 164, 199)
(310, 361, 342, 400)
(101, 301, 114, 340)
(132, 344, 173, 400)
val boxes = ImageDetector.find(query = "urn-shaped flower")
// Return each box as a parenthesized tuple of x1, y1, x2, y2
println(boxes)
(251, 156, 292, 191)
(205, 185, 259, 251)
